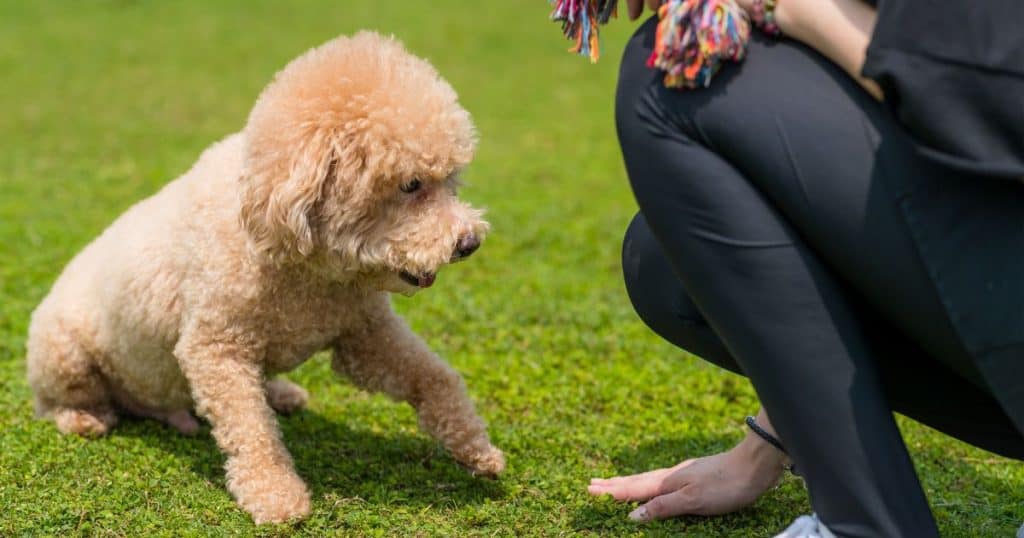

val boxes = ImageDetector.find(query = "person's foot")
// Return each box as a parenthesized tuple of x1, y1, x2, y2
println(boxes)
(774, 514, 835, 538)
(587, 428, 788, 520)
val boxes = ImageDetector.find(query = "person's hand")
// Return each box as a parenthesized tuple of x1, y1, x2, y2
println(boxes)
(587, 433, 786, 521)
(625, 0, 664, 20)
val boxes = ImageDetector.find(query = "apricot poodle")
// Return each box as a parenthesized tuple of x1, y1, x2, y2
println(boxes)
(27, 31, 504, 524)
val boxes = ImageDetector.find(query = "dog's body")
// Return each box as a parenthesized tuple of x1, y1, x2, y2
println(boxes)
(31, 134, 365, 416)
(27, 32, 503, 523)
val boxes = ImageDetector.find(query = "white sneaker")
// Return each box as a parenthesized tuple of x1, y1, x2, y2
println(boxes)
(774, 514, 836, 538)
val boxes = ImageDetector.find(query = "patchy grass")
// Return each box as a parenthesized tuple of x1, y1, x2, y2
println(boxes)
(1, 1, 1021, 536)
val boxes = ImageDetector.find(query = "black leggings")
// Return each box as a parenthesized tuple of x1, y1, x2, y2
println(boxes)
(617, 17, 1024, 538)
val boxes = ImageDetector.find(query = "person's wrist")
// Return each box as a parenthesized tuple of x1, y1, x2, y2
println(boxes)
(750, 0, 782, 36)
(732, 430, 787, 489)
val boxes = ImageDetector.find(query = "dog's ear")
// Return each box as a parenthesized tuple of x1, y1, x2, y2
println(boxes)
(239, 135, 338, 262)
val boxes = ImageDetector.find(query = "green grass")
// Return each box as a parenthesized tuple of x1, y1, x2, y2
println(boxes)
(0, 1, 1021, 536)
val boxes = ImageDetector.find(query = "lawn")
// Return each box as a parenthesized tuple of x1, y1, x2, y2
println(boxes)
(1, 1, 1021, 536)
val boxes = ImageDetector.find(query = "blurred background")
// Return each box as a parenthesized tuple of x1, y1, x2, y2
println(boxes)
(0, 1, 1021, 536)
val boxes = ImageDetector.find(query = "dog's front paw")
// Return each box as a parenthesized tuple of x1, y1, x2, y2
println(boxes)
(459, 444, 506, 478)
(230, 469, 312, 524)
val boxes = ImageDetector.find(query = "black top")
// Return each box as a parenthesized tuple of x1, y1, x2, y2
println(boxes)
(862, 0, 1024, 178)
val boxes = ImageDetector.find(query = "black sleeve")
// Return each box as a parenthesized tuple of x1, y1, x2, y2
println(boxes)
(862, 0, 1024, 178)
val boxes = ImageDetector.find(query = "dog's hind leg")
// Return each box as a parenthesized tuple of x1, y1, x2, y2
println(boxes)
(27, 319, 118, 437)
(266, 378, 309, 415)
(331, 311, 505, 477)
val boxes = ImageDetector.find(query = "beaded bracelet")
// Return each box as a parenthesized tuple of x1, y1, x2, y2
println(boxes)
(751, 0, 782, 37)
(745, 416, 798, 474)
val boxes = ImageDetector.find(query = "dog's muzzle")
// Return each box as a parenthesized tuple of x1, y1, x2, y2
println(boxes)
(398, 233, 480, 289)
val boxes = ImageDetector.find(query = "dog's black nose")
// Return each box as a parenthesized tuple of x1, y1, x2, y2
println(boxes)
(453, 233, 480, 260)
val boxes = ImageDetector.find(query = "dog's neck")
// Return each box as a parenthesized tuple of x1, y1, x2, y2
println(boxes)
(248, 248, 377, 296)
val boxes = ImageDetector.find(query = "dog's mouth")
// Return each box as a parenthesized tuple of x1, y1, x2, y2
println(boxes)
(399, 270, 436, 288)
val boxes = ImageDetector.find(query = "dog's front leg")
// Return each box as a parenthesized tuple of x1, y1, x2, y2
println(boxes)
(175, 337, 311, 523)
(331, 311, 505, 477)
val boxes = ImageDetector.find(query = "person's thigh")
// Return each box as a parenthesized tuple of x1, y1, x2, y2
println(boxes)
(648, 35, 982, 387)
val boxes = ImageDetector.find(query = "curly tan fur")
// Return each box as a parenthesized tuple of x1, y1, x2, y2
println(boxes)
(26, 31, 503, 524)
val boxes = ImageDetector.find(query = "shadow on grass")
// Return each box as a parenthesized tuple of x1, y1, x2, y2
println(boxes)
(113, 408, 506, 510)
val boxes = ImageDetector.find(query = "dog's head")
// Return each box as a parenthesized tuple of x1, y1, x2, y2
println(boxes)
(239, 31, 487, 293)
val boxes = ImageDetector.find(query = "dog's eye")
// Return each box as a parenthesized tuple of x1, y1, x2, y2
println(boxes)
(400, 178, 422, 194)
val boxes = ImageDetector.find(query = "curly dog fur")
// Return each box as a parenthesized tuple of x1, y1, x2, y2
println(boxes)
(26, 31, 504, 524)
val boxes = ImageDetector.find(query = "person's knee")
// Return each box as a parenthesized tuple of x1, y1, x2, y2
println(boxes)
(622, 213, 699, 330)
(623, 213, 744, 374)
(622, 213, 656, 319)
